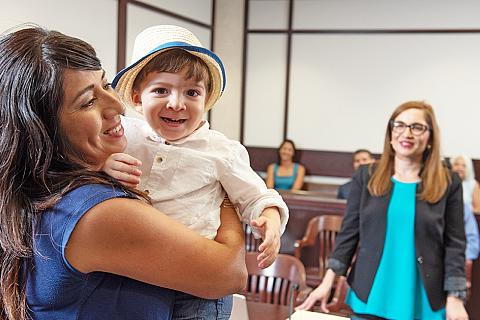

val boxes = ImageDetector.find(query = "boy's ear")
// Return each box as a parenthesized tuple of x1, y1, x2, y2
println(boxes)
(132, 90, 143, 114)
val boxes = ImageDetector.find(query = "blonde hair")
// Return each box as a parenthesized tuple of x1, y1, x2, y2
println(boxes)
(368, 101, 450, 203)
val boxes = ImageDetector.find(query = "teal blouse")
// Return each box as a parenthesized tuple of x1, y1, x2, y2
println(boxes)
(346, 178, 446, 319)
(273, 163, 299, 190)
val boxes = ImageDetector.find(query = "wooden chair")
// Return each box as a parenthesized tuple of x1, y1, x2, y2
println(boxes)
(242, 252, 312, 306)
(243, 223, 261, 252)
(293, 215, 343, 287)
(466, 259, 473, 300)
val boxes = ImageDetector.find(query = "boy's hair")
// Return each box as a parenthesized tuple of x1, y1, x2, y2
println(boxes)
(113, 25, 225, 111)
(133, 48, 213, 99)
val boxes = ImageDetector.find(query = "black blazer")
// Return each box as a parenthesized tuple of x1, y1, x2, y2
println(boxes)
(328, 165, 466, 311)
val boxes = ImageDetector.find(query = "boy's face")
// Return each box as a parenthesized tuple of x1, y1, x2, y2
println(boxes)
(132, 69, 206, 141)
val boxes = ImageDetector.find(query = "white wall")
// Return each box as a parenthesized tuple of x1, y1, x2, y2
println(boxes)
(2, 0, 479, 159)
(288, 33, 480, 157)
(0, 0, 118, 80)
(125, 1, 212, 66)
(245, 0, 480, 159)
(210, 0, 245, 141)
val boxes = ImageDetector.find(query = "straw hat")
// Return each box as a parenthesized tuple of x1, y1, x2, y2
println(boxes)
(112, 25, 226, 111)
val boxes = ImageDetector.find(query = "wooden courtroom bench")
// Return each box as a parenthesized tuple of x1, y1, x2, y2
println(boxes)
(302, 182, 340, 198)
(279, 190, 346, 268)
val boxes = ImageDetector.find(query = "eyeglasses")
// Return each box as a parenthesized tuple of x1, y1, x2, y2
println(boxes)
(390, 121, 430, 136)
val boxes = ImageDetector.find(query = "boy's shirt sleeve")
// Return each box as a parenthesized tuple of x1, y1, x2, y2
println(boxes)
(218, 141, 289, 238)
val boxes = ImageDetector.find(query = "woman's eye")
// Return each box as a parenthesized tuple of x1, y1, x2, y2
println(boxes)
(82, 98, 97, 108)
(103, 82, 112, 90)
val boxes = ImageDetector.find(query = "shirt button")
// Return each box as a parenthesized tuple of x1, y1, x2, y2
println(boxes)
(417, 256, 424, 264)
(155, 156, 163, 163)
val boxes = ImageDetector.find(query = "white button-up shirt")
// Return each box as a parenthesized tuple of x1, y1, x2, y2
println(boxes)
(123, 116, 289, 239)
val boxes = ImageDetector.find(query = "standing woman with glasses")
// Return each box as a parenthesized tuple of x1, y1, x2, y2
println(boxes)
(297, 101, 468, 320)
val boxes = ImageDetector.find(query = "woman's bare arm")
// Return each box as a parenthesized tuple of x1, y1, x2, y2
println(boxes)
(291, 164, 306, 191)
(65, 198, 247, 299)
(266, 164, 275, 188)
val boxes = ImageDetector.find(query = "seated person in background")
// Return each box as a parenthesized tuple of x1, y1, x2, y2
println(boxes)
(464, 204, 479, 263)
(266, 139, 305, 191)
(337, 149, 375, 199)
(464, 204, 479, 295)
(451, 154, 480, 214)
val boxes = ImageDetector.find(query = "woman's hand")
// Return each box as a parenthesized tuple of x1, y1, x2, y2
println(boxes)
(295, 269, 336, 312)
(446, 296, 469, 320)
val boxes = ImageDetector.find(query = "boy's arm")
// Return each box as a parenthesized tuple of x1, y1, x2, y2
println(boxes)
(102, 153, 142, 188)
(219, 142, 289, 236)
(251, 206, 282, 268)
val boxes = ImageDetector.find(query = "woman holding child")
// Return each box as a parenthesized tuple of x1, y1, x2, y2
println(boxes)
(297, 101, 468, 320)
(0, 26, 247, 320)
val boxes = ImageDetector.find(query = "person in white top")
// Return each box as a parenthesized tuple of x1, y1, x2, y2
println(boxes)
(103, 25, 289, 320)
(451, 154, 480, 214)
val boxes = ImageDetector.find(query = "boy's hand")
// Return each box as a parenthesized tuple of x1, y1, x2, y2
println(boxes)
(102, 153, 142, 188)
(251, 207, 281, 269)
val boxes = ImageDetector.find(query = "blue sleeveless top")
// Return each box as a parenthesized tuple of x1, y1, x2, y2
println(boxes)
(26, 184, 175, 320)
(273, 163, 299, 190)
(346, 179, 445, 319)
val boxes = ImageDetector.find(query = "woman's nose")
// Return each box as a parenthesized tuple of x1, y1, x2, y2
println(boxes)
(104, 91, 126, 118)
(403, 126, 414, 138)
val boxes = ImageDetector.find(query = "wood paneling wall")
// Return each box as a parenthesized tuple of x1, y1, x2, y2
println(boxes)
(247, 146, 480, 179)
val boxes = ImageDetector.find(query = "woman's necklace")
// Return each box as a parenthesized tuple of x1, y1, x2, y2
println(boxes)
(393, 169, 421, 183)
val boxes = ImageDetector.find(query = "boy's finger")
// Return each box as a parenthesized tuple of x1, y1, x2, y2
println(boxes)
(111, 153, 142, 166)
(120, 181, 139, 189)
(258, 255, 275, 269)
(118, 171, 141, 184)
(258, 237, 269, 249)
(256, 249, 273, 263)
(111, 161, 142, 177)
